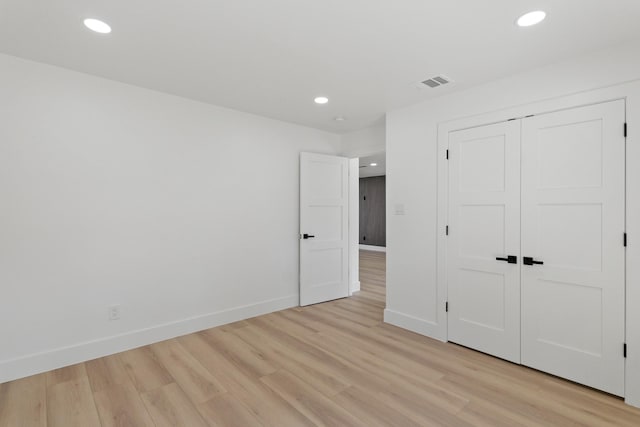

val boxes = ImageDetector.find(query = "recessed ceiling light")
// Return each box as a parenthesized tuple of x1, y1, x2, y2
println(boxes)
(517, 11, 546, 27)
(314, 96, 329, 105)
(84, 18, 112, 34)
(334, 116, 346, 121)
(370, 163, 378, 167)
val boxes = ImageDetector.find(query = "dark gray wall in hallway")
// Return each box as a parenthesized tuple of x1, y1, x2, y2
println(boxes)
(359, 176, 386, 246)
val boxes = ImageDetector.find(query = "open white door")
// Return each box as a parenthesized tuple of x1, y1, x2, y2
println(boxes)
(300, 152, 349, 306)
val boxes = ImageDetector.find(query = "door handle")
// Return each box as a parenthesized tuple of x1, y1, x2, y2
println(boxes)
(523, 257, 544, 266)
(496, 255, 518, 264)
(302, 234, 316, 239)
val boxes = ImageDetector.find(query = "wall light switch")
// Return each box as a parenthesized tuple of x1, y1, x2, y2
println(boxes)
(395, 204, 405, 215)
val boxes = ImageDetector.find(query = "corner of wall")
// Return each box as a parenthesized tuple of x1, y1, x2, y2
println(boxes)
(339, 120, 386, 158)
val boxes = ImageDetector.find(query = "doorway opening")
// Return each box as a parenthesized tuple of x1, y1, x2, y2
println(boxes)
(298, 150, 386, 305)
(348, 151, 386, 297)
(358, 152, 386, 252)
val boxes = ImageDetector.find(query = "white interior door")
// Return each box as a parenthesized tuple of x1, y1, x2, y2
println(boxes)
(448, 120, 522, 363)
(300, 152, 349, 306)
(521, 100, 626, 396)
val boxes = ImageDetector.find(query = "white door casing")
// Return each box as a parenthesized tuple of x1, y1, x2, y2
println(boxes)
(520, 100, 626, 396)
(300, 152, 349, 306)
(447, 120, 522, 363)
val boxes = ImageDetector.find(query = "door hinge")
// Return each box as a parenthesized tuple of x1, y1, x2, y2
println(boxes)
(624, 233, 628, 247)
(624, 343, 627, 358)
(446, 149, 449, 160)
(624, 123, 628, 138)
(446, 225, 449, 236)
(446, 301, 449, 313)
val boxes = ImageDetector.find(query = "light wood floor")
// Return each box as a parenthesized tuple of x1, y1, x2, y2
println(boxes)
(2, 250, 640, 426)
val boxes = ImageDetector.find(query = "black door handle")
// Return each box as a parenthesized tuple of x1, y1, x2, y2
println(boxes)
(496, 255, 518, 264)
(302, 234, 315, 239)
(523, 257, 544, 266)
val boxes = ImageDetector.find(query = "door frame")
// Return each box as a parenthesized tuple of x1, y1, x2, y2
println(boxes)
(436, 87, 637, 403)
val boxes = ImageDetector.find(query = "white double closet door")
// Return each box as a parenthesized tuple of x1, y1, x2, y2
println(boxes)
(447, 100, 626, 396)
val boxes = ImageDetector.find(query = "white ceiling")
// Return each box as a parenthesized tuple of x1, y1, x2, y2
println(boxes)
(1, 1, 639, 133)
(360, 152, 386, 178)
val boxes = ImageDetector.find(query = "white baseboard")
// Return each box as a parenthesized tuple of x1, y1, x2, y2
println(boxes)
(383, 309, 446, 342)
(359, 244, 386, 252)
(0, 295, 297, 384)
(626, 396, 640, 409)
(350, 280, 361, 294)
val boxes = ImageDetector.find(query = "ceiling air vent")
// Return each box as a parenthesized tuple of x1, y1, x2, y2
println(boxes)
(420, 75, 452, 88)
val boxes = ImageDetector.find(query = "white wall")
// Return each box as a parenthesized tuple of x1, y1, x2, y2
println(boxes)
(0, 54, 340, 383)
(340, 120, 386, 158)
(385, 40, 640, 407)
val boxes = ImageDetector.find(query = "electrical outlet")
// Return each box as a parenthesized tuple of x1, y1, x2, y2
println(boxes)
(108, 305, 121, 321)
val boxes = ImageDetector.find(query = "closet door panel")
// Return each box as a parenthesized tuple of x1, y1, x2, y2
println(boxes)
(521, 100, 626, 396)
(447, 120, 521, 363)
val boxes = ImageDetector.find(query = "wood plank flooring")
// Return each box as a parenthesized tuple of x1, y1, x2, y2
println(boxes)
(2, 250, 640, 426)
